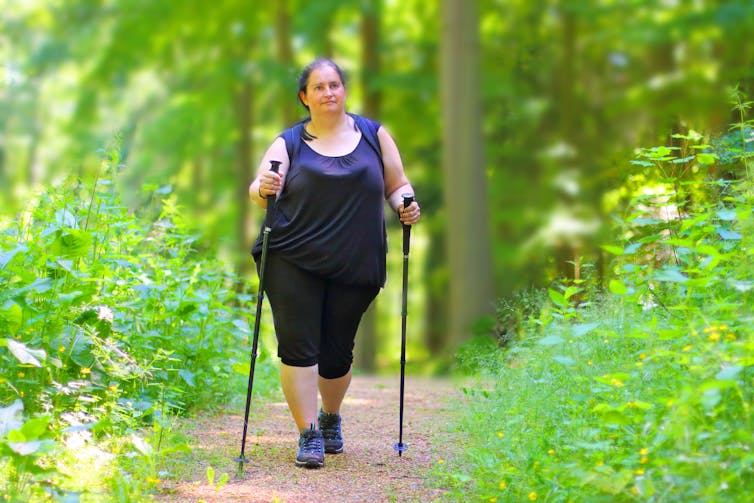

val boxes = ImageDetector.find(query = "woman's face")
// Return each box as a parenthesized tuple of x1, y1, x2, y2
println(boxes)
(299, 64, 346, 115)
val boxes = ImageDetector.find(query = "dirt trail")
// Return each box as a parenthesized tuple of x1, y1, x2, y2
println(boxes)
(156, 375, 461, 503)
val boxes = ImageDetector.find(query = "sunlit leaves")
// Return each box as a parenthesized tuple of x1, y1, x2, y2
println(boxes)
(49, 229, 93, 258)
(2, 338, 46, 367)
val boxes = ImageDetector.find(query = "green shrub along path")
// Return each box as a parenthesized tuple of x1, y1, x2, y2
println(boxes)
(433, 99, 754, 501)
(155, 375, 461, 503)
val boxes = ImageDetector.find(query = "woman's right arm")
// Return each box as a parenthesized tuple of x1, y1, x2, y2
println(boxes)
(249, 137, 290, 209)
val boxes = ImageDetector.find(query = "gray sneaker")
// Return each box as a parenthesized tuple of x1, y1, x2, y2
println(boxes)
(318, 409, 343, 454)
(295, 424, 324, 468)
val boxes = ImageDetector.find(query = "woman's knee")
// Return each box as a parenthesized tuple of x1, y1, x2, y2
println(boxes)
(318, 356, 352, 379)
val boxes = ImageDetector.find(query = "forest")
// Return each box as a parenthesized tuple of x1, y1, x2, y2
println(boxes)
(1, 0, 753, 501)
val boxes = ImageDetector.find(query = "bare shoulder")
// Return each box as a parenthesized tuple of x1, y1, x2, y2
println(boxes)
(377, 124, 399, 153)
(258, 136, 290, 175)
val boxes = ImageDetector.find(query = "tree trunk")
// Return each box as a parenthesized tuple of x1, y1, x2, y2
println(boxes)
(235, 79, 254, 281)
(276, 1, 297, 127)
(360, 0, 381, 118)
(424, 220, 448, 354)
(354, 0, 382, 373)
(554, 5, 580, 282)
(440, 0, 495, 346)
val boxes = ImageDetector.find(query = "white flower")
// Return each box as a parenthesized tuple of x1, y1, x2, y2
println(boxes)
(97, 305, 114, 323)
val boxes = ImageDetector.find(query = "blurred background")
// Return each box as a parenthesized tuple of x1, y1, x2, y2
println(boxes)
(2, 0, 753, 372)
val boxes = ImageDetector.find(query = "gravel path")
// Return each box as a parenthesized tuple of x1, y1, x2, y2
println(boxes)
(156, 375, 461, 503)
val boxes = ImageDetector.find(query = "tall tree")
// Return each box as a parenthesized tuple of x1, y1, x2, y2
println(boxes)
(354, 0, 382, 373)
(441, 0, 494, 345)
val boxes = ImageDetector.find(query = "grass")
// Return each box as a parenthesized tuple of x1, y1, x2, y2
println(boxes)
(440, 301, 753, 501)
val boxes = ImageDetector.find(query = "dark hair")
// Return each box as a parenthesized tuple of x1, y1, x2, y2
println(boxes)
(297, 58, 347, 112)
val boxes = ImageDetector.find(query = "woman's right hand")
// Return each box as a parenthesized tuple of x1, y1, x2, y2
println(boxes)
(258, 170, 284, 198)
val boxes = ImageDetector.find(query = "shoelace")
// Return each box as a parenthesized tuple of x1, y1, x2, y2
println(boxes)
(301, 433, 323, 452)
(319, 414, 341, 436)
(321, 426, 341, 440)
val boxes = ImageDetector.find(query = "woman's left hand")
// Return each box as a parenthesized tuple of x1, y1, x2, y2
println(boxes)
(399, 201, 421, 225)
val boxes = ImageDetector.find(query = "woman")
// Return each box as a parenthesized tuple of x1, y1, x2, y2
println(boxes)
(249, 58, 421, 468)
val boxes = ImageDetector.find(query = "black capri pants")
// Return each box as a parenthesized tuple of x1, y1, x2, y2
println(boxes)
(261, 253, 380, 379)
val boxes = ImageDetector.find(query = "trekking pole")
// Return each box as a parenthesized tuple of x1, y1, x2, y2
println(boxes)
(236, 159, 281, 467)
(394, 194, 413, 457)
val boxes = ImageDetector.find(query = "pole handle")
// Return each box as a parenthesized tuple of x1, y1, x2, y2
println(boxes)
(267, 160, 281, 202)
(402, 194, 413, 255)
(263, 160, 282, 227)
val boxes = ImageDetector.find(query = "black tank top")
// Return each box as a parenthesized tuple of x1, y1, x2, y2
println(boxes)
(253, 133, 386, 286)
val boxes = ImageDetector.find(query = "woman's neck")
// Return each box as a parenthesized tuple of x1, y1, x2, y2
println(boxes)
(307, 113, 350, 138)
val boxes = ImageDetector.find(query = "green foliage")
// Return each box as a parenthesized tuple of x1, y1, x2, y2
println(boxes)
(439, 107, 754, 501)
(0, 146, 275, 500)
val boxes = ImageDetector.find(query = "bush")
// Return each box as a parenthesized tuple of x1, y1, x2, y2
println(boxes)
(439, 97, 754, 502)
(0, 147, 275, 501)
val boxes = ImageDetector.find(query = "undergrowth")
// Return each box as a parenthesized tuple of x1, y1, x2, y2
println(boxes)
(440, 93, 754, 501)
(0, 145, 276, 501)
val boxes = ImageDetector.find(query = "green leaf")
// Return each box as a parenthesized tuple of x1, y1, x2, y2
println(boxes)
(601, 245, 624, 255)
(583, 467, 633, 494)
(4, 339, 46, 367)
(538, 335, 564, 346)
(178, 369, 196, 387)
(552, 355, 575, 366)
(0, 245, 28, 271)
(232, 319, 250, 334)
(55, 209, 79, 228)
(630, 401, 653, 410)
(591, 407, 629, 425)
(572, 322, 600, 337)
(631, 218, 662, 226)
(51, 229, 93, 258)
(715, 366, 743, 381)
(716, 209, 737, 221)
(624, 242, 642, 254)
(696, 152, 718, 165)
(232, 362, 250, 375)
(548, 288, 567, 307)
(15, 416, 51, 441)
(25, 416, 51, 441)
(130, 434, 153, 456)
(0, 400, 24, 437)
(609, 279, 627, 295)
(564, 286, 582, 300)
(718, 228, 742, 240)
(70, 330, 95, 367)
(653, 268, 688, 283)
(630, 160, 653, 167)
(8, 440, 43, 456)
(215, 472, 229, 491)
(0, 301, 24, 334)
(729, 279, 753, 292)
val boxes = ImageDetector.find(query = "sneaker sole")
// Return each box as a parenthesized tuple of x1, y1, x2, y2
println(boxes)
(325, 446, 343, 454)
(295, 458, 324, 468)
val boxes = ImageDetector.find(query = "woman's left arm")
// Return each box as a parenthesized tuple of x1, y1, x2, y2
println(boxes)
(379, 126, 421, 225)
